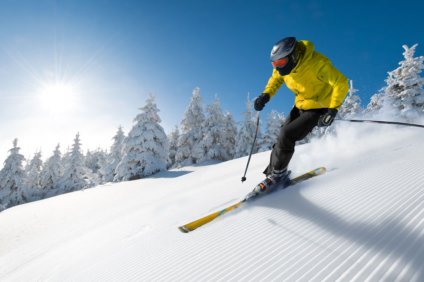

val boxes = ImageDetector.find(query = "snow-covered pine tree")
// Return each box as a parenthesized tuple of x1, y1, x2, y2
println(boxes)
(85, 148, 107, 185)
(60, 133, 93, 192)
(203, 97, 229, 161)
(260, 110, 285, 152)
(167, 126, 180, 168)
(235, 96, 259, 158)
(339, 80, 362, 118)
(222, 112, 237, 160)
(175, 87, 206, 165)
(102, 126, 125, 182)
(23, 151, 43, 201)
(40, 144, 63, 197)
(384, 44, 424, 121)
(0, 139, 26, 209)
(85, 150, 102, 174)
(114, 95, 169, 181)
(366, 89, 385, 116)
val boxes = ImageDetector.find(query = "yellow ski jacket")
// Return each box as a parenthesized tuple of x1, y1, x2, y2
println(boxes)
(263, 40, 349, 110)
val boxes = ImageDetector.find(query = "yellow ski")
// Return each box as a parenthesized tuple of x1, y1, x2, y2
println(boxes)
(178, 167, 326, 233)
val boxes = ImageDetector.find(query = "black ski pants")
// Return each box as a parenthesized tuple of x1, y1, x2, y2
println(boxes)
(264, 106, 326, 175)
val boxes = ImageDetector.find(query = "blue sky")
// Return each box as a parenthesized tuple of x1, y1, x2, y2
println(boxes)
(0, 0, 423, 161)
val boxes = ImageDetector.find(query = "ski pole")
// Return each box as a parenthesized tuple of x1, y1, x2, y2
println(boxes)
(241, 112, 260, 183)
(336, 119, 424, 129)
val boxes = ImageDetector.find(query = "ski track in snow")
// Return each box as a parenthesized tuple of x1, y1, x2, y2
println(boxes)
(0, 126, 424, 281)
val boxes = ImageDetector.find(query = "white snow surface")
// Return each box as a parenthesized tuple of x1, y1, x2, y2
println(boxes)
(1, 123, 424, 281)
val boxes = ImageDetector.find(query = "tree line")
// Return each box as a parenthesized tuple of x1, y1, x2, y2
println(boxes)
(0, 43, 423, 211)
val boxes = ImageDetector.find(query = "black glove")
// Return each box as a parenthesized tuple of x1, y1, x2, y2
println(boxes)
(318, 108, 338, 127)
(254, 93, 270, 111)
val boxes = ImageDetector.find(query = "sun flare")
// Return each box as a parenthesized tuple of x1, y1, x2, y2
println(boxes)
(38, 81, 78, 112)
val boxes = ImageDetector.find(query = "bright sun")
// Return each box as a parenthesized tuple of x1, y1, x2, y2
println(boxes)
(38, 81, 77, 113)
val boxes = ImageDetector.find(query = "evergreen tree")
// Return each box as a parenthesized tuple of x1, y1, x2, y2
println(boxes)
(202, 97, 233, 161)
(40, 144, 63, 197)
(0, 139, 26, 209)
(175, 87, 206, 165)
(102, 126, 125, 182)
(114, 95, 169, 181)
(222, 112, 237, 160)
(260, 110, 285, 151)
(384, 44, 424, 121)
(167, 126, 180, 168)
(23, 151, 43, 201)
(61, 133, 93, 192)
(366, 89, 385, 116)
(85, 148, 108, 185)
(339, 80, 362, 118)
(235, 97, 258, 158)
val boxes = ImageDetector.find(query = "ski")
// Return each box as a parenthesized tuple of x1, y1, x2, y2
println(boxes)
(178, 167, 326, 233)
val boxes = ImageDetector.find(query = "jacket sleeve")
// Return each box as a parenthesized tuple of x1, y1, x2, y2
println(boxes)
(263, 69, 285, 97)
(319, 63, 349, 109)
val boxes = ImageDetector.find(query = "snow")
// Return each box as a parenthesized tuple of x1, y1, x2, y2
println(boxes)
(1, 123, 424, 281)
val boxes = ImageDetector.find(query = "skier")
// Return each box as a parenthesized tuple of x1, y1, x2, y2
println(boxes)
(253, 37, 348, 192)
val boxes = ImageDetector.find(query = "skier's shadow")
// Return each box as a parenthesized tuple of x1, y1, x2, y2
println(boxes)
(254, 187, 424, 281)
(150, 170, 193, 178)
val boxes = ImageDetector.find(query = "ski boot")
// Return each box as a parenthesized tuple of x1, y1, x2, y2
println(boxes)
(257, 168, 291, 193)
(245, 169, 291, 200)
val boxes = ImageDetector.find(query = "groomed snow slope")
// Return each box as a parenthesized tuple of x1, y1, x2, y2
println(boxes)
(1, 123, 424, 281)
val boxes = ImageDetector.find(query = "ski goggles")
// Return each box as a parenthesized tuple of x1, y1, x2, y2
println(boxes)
(271, 57, 289, 68)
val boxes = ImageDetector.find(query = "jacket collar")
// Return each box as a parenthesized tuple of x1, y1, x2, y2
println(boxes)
(291, 40, 314, 73)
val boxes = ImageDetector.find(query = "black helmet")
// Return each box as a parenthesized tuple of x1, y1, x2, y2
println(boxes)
(270, 37, 298, 76)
